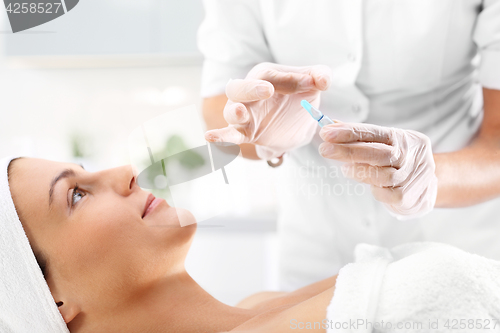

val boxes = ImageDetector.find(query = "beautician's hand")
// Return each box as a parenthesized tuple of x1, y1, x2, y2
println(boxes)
(319, 122, 438, 219)
(205, 62, 332, 159)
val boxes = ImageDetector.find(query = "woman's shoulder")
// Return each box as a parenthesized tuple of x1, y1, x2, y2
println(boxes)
(236, 291, 289, 311)
(228, 275, 339, 332)
(228, 286, 335, 333)
(236, 274, 338, 311)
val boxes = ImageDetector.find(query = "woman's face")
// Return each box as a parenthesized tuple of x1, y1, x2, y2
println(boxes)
(8, 158, 196, 323)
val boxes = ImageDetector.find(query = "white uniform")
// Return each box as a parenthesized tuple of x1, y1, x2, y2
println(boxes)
(198, 0, 500, 290)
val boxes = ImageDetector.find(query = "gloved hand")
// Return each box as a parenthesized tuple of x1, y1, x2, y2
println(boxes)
(204, 62, 332, 160)
(319, 122, 438, 219)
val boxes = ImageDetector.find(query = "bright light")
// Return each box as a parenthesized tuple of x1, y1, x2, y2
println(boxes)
(162, 86, 188, 106)
(133, 88, 162, 106)
(133, 86, 188, 106)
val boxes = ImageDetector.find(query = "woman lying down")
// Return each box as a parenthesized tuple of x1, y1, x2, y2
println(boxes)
(1, 156, 500, 333)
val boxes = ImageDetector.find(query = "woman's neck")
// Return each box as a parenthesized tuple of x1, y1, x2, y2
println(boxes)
(110, 271, 259, 333)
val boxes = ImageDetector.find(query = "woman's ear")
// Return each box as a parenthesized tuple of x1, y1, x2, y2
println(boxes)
(56, 300, 81, 324)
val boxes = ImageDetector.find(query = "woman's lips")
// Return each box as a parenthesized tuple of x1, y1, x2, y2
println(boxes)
(142, 193, 165, 218)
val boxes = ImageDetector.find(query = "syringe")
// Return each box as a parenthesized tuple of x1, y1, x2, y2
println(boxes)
(300, 100, 335, 127)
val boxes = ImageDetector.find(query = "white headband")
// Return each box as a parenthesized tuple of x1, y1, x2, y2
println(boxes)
(0, 156, 69, 333)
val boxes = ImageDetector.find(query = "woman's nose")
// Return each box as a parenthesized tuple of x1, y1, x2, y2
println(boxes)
(102, 165, 137, 196)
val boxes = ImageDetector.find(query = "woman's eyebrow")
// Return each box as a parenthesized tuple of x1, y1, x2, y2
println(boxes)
(48, 169, 76, 207)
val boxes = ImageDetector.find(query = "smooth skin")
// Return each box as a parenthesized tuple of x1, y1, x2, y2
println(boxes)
(203, 80, 500, 208)
(8, 158, 337, 333)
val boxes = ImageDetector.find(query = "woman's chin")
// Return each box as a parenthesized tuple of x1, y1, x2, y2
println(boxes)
(173, 207, 197, 227)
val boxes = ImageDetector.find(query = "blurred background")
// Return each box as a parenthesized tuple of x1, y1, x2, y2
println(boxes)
(0, 0, 280, 305)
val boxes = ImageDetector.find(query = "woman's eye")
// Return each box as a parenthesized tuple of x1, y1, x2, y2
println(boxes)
(71, 187, 85, 206)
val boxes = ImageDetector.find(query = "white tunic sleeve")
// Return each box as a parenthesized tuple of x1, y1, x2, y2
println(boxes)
(197, 0, 274, 97)
(474, 0, 500, 90)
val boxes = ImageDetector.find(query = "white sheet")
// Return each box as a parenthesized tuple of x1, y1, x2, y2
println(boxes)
(327, 242, 500, 332)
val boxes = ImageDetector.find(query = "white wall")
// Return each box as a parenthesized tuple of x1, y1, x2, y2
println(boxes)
(2, 0, 204, 56)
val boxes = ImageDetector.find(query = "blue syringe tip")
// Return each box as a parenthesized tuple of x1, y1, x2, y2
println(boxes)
(301, 100, 322, 121)
(301, 100, 312, 112)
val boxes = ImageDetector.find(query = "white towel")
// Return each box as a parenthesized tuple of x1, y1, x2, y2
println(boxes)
(0, 156, 69, 333)
(328, 242, 500, 333)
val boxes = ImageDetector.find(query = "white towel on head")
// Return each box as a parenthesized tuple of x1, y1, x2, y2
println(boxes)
(327, 242, 500, 333)
(0, 156, 69, 333)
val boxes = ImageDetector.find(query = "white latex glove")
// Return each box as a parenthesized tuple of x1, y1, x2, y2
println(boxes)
(205, 62, 332, 160)
(319, 122, 438, 220)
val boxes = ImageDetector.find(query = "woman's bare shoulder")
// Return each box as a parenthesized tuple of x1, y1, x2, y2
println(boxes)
(236, 274, 338, 312)
(229, 286, 335, 333)
(228, 275, 338, 332)
(236, 291, 289, 310)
